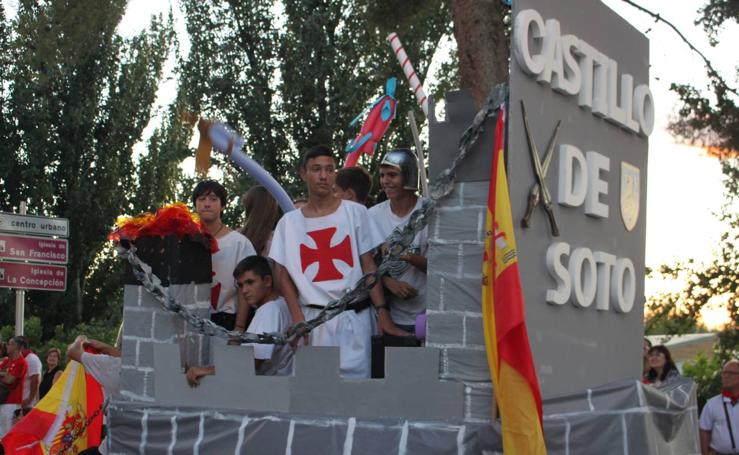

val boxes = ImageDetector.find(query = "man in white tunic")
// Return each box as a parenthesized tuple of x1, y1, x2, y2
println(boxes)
(269, 145, 407, 378)
(368, 149, 428, 334)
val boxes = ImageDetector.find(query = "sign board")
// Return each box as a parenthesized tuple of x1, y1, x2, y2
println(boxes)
(0, 212, 69, 238)
(0, 233, 68, 265)
(0, 261, 67, 292)
(508, 0, 650, 396)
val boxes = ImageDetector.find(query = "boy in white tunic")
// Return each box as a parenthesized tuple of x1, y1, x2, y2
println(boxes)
(186, 256, 293, 384)
(192, 180, 256, 333)
(269, 145, 407, 378)
(368, 149, 428, 334)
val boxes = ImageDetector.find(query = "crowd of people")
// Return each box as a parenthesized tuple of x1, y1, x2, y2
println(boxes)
(190, 146, 428, 379)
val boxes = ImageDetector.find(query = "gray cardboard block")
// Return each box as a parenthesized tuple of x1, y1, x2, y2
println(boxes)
(119, 367, 147, 398)
(442, 348, 490, 382)
(466, 384, 494, 421)
(464, 316, 486, 347)
(426, 312, 465, 345)
(154, 343, 291, 412)
(432, 207, 484, 243)
(406, 424, 461, 455)
(429, 90, 496, 183)
(290, 421, 348, 455)
(289, 346, 347, 416)
(350, 423, 403, 455)
(123, 307, 152, 339)
(427, 243, 462, 277)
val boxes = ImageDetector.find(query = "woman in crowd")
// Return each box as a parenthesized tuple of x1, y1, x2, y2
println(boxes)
(644, 344, 681, 387)
(39, 347, 64, 400)
(240, 185, 281, 256)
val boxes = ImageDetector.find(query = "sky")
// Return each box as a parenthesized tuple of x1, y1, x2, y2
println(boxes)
(3, 0, 736, 327)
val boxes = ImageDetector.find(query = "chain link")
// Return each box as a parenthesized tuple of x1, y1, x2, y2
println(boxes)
(117, 84, 508, 346)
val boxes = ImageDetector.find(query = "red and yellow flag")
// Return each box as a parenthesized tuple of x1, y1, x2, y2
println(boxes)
(482, 107, 547, 454)
(2, 360, 104, 454)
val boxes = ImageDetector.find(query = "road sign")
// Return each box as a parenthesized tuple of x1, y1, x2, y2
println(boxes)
(0, 233, 68, 264)
(0, 261, 67, 292)
(0, 212, 69, 238)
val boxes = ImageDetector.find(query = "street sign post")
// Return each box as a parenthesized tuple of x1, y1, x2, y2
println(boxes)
(0, 204, 70, 335)
(0, 212, 69, 238)
(0, 261, 67, 292)
(0, 233, 68, 264)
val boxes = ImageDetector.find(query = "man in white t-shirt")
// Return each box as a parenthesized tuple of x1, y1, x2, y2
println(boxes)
(186, 255, 293, 385)
(192, 180, 257, 333)
(700, 359, 739, 455)
(369, 149, 428, 334)
(269, 145, 407, 378)
(17, 337, 42, 414)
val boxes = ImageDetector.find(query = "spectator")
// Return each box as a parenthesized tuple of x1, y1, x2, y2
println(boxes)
(0, 337, 28, 437)
(186, 255, 293, 386)
(699, 359, 739, 455)
(644, 345, 681, 387)
(643, 337, 652, 377)
(39, 347, 64, 400)
(17, 336, 42, 414)
(335, 166, 373, 206)
(240, 185, 281, 256)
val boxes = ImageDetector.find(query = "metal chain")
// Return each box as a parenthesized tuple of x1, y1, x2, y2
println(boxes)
(51, 398, 108, 455)
(117, 84, 509, 346)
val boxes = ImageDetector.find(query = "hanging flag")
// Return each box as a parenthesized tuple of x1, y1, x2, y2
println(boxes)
(482, 106, 547, 454)
(2, 360, 104, 455)
(343, 78, 398, 168)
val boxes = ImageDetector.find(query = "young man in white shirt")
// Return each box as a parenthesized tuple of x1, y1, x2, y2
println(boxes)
(186, 255, 293, 385)
(368, 149, 428, 334)
(17, 336, 42, 414)
(700, 359, 739, 455)
(269, 145, 407, 378)
(192, 180, 257, 333)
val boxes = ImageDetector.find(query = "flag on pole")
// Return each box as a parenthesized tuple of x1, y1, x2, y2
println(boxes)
(2, 360, 104, 454)
(482, 106, 547, 454)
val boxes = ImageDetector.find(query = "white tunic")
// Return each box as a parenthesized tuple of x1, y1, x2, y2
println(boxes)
(269, 200, 383, 377)
(244, 297, 293, 376)
(211, 231, 257, 314)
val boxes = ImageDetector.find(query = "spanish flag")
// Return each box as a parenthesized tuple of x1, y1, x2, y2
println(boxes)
(2, 360, 104, 454)
(482, 106, 547, 454)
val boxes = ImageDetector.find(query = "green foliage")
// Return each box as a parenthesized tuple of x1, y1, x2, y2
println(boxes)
(0, 0, 176, 336)
(0, 316, 120, 365)
(683, 348, 736, 410)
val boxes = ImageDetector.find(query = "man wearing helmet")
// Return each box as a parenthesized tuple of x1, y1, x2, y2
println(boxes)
(369, 149, 428, 334)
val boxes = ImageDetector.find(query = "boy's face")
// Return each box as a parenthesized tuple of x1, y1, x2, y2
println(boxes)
(235, 270, 272, 307)
(301, 156, 336, 198)
(379, 165, 405, 200)
(195, 192, 223, 223)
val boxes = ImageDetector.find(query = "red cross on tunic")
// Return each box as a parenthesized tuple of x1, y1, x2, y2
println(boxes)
(300, 227, 354, 282)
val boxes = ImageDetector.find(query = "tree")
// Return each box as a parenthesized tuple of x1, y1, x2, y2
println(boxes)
(643, 0, 738, 404)
(177, 0, 452, 225)
(0, 0, 176, 333)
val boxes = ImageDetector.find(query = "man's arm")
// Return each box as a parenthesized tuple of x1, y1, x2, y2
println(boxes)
(699, 429, 711, 455)
(382, 275, 418, 299)
(274, 263, 308, 346)
(84, 339, 121, 358)
(360, 252, 408, 336)
(66, 335, 87, 363)
(402, 253, 427, 273)
(186, 366, 215, 387)
(231, 292, 250, 345)
(22, 373, 40, 407)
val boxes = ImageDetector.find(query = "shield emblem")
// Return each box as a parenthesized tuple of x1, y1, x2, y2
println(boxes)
(620, 162, 640, 231)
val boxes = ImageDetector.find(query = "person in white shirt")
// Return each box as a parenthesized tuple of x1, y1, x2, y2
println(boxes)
(269, 145, 407, 378)
(17, 336, 42, 413)
(67, 335, 122, 455)
(186, 255, 293, 385)
(192, 180, 257, 333)
(368, 149, 428, 334)
(700, 359, 739, 455)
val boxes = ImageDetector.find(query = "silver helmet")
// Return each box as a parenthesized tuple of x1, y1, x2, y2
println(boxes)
(380, 148, 419, 191)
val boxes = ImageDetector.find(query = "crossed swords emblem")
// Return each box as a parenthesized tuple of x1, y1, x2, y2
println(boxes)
(520, 100, 561, 237)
